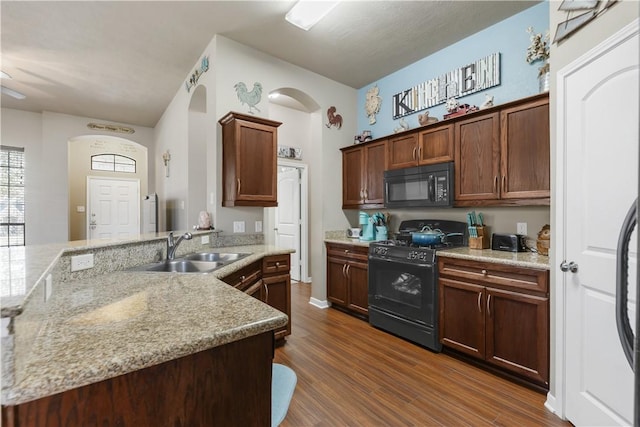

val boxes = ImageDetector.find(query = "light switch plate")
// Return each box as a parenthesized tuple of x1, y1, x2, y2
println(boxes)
(233, 221, 245, 233)
(201, 235, 210, 245)
(255, 221, 262, 232)
(71, 253, 94, 272)
(44, 274, 53, 302)
(516, 222, 528, 236)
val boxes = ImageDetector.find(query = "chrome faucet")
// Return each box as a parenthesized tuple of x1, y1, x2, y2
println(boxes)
(166, 231, 192, 260)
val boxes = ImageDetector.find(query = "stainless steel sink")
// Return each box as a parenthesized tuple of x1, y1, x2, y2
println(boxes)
(183, 252, 251, 262)
(128, 252, 251, 273)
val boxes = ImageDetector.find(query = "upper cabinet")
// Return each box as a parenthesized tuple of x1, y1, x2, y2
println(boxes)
(387, 123, 454, 170)
(342, 139, 387, 209)
(218, 112, 282, 207)
(454, 94, 550, 206)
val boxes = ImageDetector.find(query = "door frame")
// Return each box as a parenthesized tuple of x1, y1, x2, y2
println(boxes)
(86, 176, 141, 239)
(550, 18, 639, 420)
(274, 159, 310, 282)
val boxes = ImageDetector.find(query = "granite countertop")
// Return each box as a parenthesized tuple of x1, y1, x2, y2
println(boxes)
(436, 247, 550, 270)
(324, 237, 373, 247)
(2, 243, 293, 406)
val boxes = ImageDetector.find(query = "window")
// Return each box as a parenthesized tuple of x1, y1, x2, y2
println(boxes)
(91, 154, 136, 173)
(0, 146, 25, 247)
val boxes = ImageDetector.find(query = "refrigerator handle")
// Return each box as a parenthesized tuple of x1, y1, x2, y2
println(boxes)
(615, 198, 636, 368)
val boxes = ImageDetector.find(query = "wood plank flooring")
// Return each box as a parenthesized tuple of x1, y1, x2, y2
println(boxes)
(274, 281, 571, 427)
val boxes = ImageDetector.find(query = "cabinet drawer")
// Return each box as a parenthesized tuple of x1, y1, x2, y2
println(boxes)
(263, 255, 290, 275)
(438, 257, 548, 294)
(222, 261, 262, 291)
(326, 243, 369, 262)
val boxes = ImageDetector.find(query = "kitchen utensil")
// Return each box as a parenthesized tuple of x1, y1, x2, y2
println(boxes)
(411, 226, 464, 245)
(478, 212, 484, 226)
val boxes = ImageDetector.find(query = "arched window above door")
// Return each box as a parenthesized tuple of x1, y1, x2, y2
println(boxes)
(91, 154, 136, 173)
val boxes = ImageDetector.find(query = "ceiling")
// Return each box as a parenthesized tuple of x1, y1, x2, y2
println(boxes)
(1, 1, 539, 127)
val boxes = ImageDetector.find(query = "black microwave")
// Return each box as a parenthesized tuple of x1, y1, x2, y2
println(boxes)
(384, 162, 454, 208)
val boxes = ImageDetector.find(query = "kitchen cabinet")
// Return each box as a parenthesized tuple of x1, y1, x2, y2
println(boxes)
(262, 254, 291, 339)
(454, 94, 550, 206)
(221, 255, 292, 340)
(326, 242, 369, 317)
(387, 124, 454, 170)
(218, 112, 282, 207)
(438, 257, 549, 387)
(342, 139, 387, 209)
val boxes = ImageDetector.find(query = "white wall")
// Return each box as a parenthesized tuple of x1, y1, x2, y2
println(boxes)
(0, 108, 155, 244)
(154, 35, 357, 300)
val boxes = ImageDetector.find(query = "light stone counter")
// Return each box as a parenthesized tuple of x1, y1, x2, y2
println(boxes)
(323, 237, 373, 248)
(1, 239, 293, 406)
(436, 247, 550, 270)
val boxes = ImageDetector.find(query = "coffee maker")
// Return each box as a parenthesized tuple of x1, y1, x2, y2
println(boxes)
(359, 212, 375, 241)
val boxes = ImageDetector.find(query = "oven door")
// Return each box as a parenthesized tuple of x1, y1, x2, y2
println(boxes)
(368, 256, 436, 326)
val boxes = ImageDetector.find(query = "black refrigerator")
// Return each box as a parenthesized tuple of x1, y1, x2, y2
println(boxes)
(616, 196, 639, 426)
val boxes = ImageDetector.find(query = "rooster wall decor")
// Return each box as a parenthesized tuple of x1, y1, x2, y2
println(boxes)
(234, 82, 263, 114)
(325, 106, 343, 129)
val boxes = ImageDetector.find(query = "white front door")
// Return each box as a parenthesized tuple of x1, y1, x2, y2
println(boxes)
(558, 21, 638, 426)
(276, 167, 300, 281)
(88, 177, 140, 240)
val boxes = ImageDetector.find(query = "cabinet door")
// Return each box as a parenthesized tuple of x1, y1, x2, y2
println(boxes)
(263, 274, 291, 338)
(454, 112, 500, 201)
(342, 146, 364, 208)
(500, 99, 550, 199)
(346, 261, 369, 316)
(362, 140, 387, 206)
(439, 278, 485, 358)
(387, 133, 418, 170)
(327, 256, 348, 306)
(418, 124, 454, 165)
(236, 121, 277, 205)
(485, 287, 549, 385)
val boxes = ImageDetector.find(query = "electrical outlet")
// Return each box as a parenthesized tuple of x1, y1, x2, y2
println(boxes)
(201, 235, 210, 245)
(517, 222, 528, 236)
(255, 221, 262, 232)
(44, 274, 53, 302)
(233, 221, 245, 233)
(71, 253, 94, 272)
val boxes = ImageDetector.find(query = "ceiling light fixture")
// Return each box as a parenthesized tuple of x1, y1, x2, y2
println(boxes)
(1, 86, 26, 100)
(285, 0, 339, 31)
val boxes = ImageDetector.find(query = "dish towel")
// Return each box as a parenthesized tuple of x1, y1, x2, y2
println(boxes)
(272, 363, 297, 427)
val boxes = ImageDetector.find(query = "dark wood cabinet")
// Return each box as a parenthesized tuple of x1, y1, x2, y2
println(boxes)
(454, 94, 550, 206)
(2, 332, 275, 427)
(454, 112, 501, 202)
(438, 257, 549, 387)
(342, 139, 387, 209)
(499, 98, 550, 200)
(387, 124, 454, 170)
(218, 112, 282, 207)
(262, 254, 292, 340)
(221, 254, 291, 341)
(325, 242, 369, 317)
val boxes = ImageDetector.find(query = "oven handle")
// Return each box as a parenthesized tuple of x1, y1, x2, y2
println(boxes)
(369, 257, 434, 269)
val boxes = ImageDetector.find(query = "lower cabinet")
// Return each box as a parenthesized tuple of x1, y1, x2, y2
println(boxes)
(438, 257, 549, 387)
(221, 254, 291, 341)
(326, 242, 369, 317)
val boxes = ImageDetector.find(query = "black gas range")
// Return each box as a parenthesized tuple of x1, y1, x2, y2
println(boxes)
(368, 219, 468, 351)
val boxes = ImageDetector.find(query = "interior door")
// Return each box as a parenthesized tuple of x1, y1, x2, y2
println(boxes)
(560, 24, 638, 426)
(276, 167, 300, 281)
(88, 177, 140, 239)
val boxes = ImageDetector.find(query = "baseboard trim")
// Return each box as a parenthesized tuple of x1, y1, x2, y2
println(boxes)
(309, 298, 329, 309)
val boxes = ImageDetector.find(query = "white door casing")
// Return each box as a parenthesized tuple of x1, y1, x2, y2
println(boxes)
(88, 177, 140, 240)
(277, 167, 301, 281)
(554, 20, 638, 426)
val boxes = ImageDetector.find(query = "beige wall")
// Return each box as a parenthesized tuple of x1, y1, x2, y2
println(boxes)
(68, 136, 148, 241)
(547, 0, 639, 414)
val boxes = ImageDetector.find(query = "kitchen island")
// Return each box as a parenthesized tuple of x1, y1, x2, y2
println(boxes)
(1, 233, 292, 426)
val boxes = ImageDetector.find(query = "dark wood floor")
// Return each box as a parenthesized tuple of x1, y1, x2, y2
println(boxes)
(274, 281, 572, 427)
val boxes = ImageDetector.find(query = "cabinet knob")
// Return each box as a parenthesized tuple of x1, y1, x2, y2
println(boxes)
(275, 262, 280, 267)
(481, 269, 487, 275)
(240, 275, 246, 281)
(344, 249, 349, 254)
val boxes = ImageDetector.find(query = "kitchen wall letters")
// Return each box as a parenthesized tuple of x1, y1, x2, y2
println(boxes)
(392, 52, 501, 119)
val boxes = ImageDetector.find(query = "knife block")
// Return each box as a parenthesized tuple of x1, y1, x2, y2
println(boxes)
(469, 226, 490, 249)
